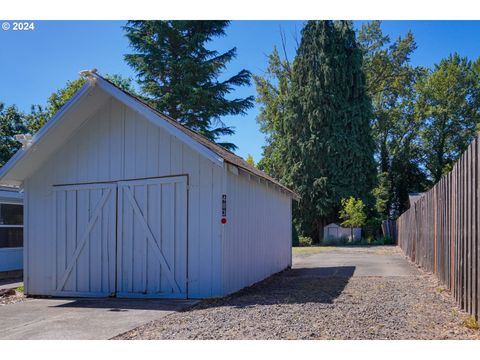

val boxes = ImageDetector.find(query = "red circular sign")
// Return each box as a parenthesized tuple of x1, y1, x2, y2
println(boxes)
(221, 217, 227, 224)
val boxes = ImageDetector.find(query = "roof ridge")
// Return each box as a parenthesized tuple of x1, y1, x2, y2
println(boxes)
(94, 73, 298, 198)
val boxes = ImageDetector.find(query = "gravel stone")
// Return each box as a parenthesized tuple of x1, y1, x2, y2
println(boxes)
(0, 290, 26, 306)
(115, 247, 480, 340)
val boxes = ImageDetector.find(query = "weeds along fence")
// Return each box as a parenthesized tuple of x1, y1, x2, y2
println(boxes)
(397, 136, 479, 320)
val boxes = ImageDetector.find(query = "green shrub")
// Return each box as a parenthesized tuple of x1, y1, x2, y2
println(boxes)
(322, 236, 354, 246)
(382, 235, 394, 245)
(321, 234, 394, 247)
(363, 217, 382, 241)
(368, 235, 393, 245)
(322, 237, 334, 246)
(358, 238, 370, 245)
(299, 235, 313, 247)
(369, 237, 384, 245)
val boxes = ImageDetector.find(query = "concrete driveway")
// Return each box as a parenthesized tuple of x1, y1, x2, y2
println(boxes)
(292, 246, 418, 277)
(0, 297, 197, 340)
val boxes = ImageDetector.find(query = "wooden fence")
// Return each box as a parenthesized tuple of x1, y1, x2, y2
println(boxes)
(397, 136, 479, 320)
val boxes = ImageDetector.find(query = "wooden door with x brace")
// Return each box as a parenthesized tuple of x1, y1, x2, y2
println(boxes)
(53, 176, 187, 298)
(117, 176, 187, 298)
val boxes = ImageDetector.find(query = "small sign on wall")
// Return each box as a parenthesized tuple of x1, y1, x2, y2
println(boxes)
(221, 194, 227, 224)
(222, 194, 227, 216)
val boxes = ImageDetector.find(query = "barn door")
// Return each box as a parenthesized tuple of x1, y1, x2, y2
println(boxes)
(53, 183, 117, 296)
(116, 176, 187, 298)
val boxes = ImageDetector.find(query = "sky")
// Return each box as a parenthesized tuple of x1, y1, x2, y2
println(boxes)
(1, 20, 480, 161)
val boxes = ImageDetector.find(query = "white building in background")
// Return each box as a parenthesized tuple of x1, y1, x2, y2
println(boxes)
(323, 223, 361, 241)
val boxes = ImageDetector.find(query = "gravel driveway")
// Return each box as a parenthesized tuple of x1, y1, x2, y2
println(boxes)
(116, 246, 479, 340)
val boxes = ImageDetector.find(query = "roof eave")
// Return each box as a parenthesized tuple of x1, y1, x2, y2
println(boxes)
(0, 81, 94, 185)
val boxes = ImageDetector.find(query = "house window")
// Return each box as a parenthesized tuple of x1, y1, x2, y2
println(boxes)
(0, 203, 23, 248)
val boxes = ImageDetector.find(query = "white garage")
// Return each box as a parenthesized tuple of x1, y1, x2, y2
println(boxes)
(0, 72, 296, 299)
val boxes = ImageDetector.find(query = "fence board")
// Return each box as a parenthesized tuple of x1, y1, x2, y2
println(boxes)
(397, 135, 480, 320)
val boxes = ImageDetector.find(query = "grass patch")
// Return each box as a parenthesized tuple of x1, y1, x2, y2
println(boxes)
(464, 316, 479, 330)
(15, 285, 24, 293)
(322, 235, 394, 247)
(292, 246, 336, 257)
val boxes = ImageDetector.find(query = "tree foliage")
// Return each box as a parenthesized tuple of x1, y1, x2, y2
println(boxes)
(283, 21, 376, 242)
(358, 21, 428, 219)
(253, 46, 292, 180)
(27, 74, 135, 133)
(124, 20, 254, 150)
(416, 53, 480, 182)
(339, 197, 367, 233)
(0, 74, 134, 168)
(245, 154, 255, 166)
(0, 103, 27, 167)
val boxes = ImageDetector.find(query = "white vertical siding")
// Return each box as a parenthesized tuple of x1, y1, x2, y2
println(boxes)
(223, 169, 292, 295)
(24, 96, 223, 298)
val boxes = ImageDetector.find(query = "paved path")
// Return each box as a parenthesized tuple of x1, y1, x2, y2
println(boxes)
(0, 278, 23, 291)
(0, 298, 197, 340)
(292, 246, 418, 277)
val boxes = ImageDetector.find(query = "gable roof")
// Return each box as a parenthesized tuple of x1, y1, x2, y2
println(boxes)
(0, 72, 297, 198)
(324, 223, 340, 228)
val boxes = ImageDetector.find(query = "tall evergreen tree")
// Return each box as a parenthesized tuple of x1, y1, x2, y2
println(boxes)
(283, 21, 376, 242)
(124, 21, 254, 150)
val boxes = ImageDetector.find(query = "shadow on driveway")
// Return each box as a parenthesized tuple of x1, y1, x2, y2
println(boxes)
(49, 298, 195, 312)
(189, 266, 356, 310)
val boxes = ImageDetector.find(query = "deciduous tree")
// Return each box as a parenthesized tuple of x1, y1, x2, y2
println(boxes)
(27, 74, 135, 133)
(339, 197, 367, 240)
(358, 21, 428, 219)
(416, 53, 480, 182)
(0, 103, 27, 167)
(253, 46, 292, 180)
(245, 154, 255, 166)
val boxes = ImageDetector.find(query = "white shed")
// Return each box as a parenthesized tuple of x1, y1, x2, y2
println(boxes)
(0, 186, 23, 275)
(323, 223, 361, 240)
(0, 72, 296, 299)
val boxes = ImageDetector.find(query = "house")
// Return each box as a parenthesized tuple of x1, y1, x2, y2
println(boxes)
(0, 186, 23, 278)
(0, 71, 296, 298)
(323, 223, 361, 240)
